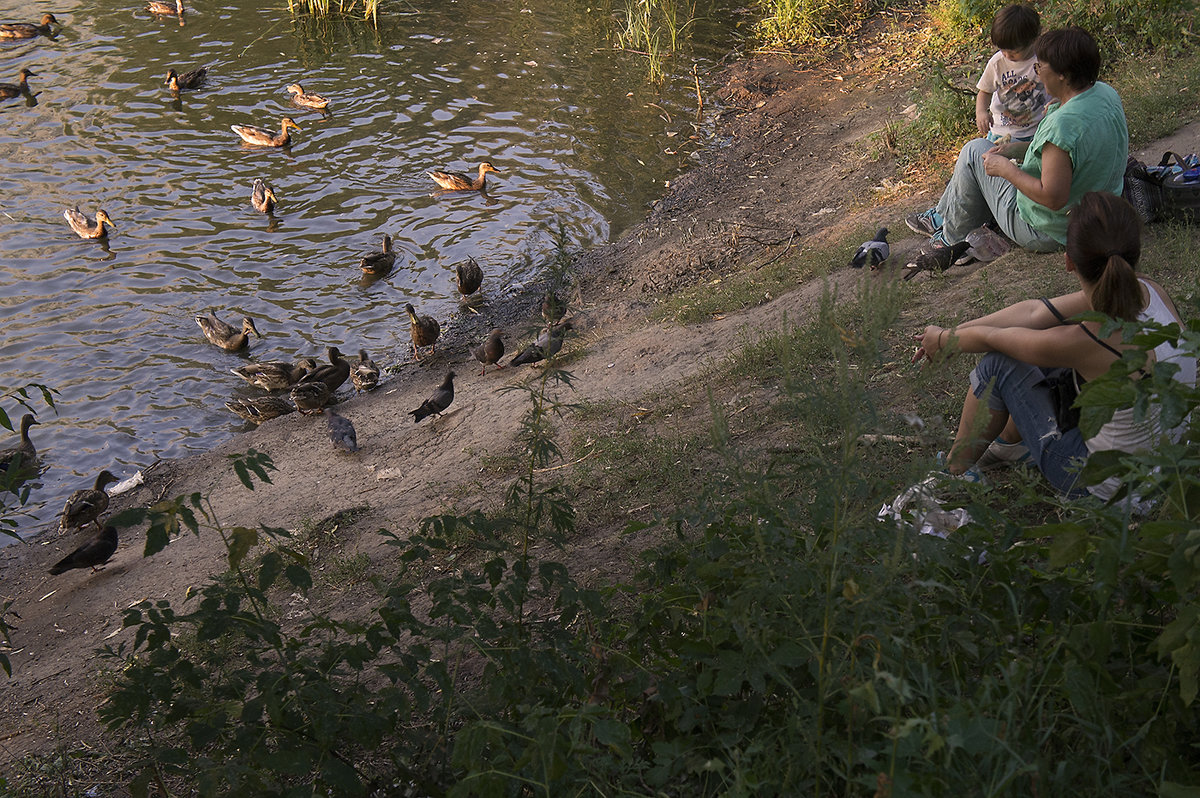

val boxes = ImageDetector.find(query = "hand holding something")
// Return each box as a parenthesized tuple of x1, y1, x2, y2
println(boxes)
(982, 148, 1019, 178)
(912, 325, 949, 363)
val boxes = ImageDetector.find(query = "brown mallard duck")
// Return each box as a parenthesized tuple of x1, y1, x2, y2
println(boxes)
(360, 235, 396, 276)
(456, 256, 483, 297)
(165, 66, 206, 92)
(63, 206, 116, 239)
(196, 313, 259, 351)
(250, 178, 277, 213)
(0, 14, 59, 40)
(0, 69, 35, 100)
(225, 395, 295, 424)
(58, 470, 119, 534)
(542, 288, 565, 324)
(409, 371, 455, 423)
(147, 0, 183, 15)
(230, 357, 315, 391)
(1, 413, 39, 489)
(405, 303, 440, 359)
(291, 380, 331, 415)
(351, 349, 380, 393)
(49, 525, 118, 575)
(231, 117, 300, 148)
(429, 162, 499, 192)
(286, 83, 329, 110)
(471, 329, 505, 375)
(298, 346, 351, 393)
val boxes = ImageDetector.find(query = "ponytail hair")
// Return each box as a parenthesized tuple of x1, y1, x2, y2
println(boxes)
(1067, 192, 1143, 322)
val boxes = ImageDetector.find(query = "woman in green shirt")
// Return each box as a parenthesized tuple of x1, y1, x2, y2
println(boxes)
(906, 27, 1128, 254)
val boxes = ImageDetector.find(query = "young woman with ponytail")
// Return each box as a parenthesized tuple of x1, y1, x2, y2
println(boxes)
(912, 192, 1196, 499)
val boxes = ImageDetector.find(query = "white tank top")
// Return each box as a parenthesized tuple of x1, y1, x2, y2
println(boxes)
(1086, 279, 1197, 499)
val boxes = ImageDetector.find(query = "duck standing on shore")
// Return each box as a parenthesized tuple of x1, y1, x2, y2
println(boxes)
(456, 257, 484, 298)
(405, 303, 440, 359)
(1, 414, 40, 489)
(299, 346, 351, 393)
(58, 470, 119, 534)
(351, 350, 380, 393)
(63, 207, 116, 239)
(429, 162, 499, 192)
(231, 117, 300, 148)
(0, 14, 59, 39)
(196, 313, 259, 351)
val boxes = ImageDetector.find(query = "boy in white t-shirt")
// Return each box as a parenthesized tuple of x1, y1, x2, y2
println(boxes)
(975, 4, 1049, 143)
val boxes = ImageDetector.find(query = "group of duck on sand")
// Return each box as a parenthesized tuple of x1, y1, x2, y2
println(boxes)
(2, 6, 576, 578)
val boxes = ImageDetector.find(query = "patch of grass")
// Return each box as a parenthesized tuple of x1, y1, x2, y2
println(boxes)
(1113, 47, 1200, 146)
(294, 505, 371, 554)
(653, 235, 850, 324)
(315, 551, 373, 589)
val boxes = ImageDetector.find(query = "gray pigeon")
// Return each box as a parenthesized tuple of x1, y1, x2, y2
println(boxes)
(903, 241, 971, 281)
(409, 371, 455, 423)
(471, 329, 505, 375)
(510, 320, 573, 367)
(850, 227, 890, 269)
(49, 525, 118, 575)
(325, 409, 359, 453)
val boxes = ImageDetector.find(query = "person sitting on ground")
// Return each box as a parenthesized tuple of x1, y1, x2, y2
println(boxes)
(975, 4, 1049, 144)
(907, 26, 1128, 255)
(912, 192, 1195, 501)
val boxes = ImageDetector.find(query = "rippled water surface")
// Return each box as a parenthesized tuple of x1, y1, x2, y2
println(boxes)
(0, 0, 737, 537)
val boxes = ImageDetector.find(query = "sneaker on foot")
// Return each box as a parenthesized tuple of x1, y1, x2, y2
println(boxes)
(975, 439, 1031, 471)
(905, 208, 943, 237)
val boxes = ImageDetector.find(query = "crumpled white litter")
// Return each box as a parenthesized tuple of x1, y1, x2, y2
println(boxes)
(878, 474, 973, 538)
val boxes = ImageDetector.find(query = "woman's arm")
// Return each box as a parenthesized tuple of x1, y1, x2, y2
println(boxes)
(955, 290, 1089, 331)
(982, 141, 1073, 210)
(914, 322, 1086, 367)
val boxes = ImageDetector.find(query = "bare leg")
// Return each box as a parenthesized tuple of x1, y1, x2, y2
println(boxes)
(946, 389, 1009, 475)
(998, 418, 1021, 444)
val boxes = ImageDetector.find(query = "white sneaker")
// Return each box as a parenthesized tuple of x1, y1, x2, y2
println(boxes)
(975, 440, 1031, 471)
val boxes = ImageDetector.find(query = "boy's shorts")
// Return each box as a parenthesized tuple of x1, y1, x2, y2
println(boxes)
(986, 130, 1034, 143)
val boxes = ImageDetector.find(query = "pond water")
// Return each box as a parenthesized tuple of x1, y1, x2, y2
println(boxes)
(0, 0, 740, 539)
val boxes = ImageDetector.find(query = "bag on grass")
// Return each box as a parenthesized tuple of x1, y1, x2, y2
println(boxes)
(1124, 151, 1200, 224)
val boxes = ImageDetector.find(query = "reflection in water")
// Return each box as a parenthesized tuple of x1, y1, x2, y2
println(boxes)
(0, 0, 739, 538)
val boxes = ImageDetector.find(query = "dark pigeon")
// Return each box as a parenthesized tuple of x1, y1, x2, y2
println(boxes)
(850, 227, 890, 269)
(410, 371, 455, 423)
(510, 320, 573, 367)
(325, 409, 359, 453)
(49, 525, 118, 575)
(903, 241, 972, 281)
(471, 329, 505, 375)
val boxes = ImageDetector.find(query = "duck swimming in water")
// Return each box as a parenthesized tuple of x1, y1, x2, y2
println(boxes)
(165, 66, 206, 92)
(250, 178, 277, 213)
(286, 83, 329, 110)
(146, 0, 184, 15)
(0, 69, 35, 100)
(0, 14, 59, 40)
(1, 413, 39, 490)
(429, 162, 499, 192)
(63, 207, 116, 239)
(196, 313, 259, 351)
(231, 117, 300, 147)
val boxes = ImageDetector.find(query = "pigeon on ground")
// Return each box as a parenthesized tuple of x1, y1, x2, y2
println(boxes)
(510, 320, 573, 367)
(409, 371, 455, 423)
(903, 241, 971, 281)
(850, 227, 890, 269)
(298, 346, 351, 393)
(49, 525, 118, 575)
(471, 329, 505, 375)
(59, 470, 119, 533)
(325, 409, 359, 453)
(351, 349, 380, 393)
(405, 303, 440, 359)
(456, 257, 483, 297)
